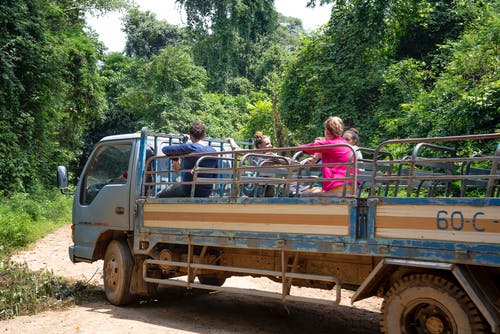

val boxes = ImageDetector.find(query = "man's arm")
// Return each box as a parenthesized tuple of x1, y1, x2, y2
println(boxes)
(162, 143, 194, 157)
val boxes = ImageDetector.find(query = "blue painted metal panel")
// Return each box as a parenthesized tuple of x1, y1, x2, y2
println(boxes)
(135, 223, 500, 267)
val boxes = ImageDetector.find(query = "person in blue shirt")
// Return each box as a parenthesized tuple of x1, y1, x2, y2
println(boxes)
(159, 122, 217, 197)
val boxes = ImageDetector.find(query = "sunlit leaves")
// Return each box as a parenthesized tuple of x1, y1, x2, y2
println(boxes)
(123, 9, 187, 58)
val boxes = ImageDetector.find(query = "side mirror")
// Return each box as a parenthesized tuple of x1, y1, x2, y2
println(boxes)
(57, 166, 69, 193)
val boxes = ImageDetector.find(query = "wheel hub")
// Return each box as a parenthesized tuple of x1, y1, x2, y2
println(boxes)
(405, 302, 455, 334)
(425, 315, 445, 334)
(105, 257, 119, 289)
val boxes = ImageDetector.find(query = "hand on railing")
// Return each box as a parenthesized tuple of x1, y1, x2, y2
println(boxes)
(172, 160, 181, 171)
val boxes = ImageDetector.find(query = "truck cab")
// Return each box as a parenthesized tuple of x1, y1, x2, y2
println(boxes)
(69, 134, 138, 262)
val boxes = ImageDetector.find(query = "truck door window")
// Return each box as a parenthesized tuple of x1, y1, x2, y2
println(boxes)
(80, 143, 132, 205)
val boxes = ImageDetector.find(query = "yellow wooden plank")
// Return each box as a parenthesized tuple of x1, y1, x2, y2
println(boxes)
(376, 204, 500, 238)
(376, 228, 500, 243)
(143, 220, 348, 235)
(143, 202, 350, 235)
(145, 203, 347, 215)
(144, 211, 347, 226)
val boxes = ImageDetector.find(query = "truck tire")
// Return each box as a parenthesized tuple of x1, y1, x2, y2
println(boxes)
(103, 239, 134, 305)
(198, 275, 226, 287)
(380, 274, 488, 334)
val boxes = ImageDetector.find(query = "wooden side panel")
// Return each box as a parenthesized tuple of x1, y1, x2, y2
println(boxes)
(376, 204, 500, 243)
(143, 203, 350, 235)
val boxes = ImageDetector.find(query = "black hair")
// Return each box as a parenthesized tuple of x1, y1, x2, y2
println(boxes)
(344, 128, 360, 145)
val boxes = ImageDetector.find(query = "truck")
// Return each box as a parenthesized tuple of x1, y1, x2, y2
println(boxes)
(57, 128, 500, 333)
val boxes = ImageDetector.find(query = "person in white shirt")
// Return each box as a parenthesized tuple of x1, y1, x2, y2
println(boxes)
(343, 128, 363, 162)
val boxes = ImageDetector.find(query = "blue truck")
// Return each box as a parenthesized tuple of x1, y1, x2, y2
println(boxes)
(58, 128, 500, 333)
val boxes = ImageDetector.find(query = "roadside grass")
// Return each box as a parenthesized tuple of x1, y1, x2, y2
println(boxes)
(0, 190, 103, 320)
(0, 190, 72, 254)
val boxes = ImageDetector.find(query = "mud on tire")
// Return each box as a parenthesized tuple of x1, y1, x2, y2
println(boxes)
(380, 274, 488, 334)
(103, 239, 134, 305)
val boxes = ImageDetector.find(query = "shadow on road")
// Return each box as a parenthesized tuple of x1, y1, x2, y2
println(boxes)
(86, 285, 381, 334)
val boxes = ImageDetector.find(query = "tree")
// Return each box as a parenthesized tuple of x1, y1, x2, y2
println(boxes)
(61, 0, 130, 14)
(280, 0, 388, 143)
(176, 0, 279, 91)
(123, 8, 187, 58)
(401, 4, 500, 139)
(0, 0, 125, 194)
(81, 52, 138, 161)
(117, 45, 208, 133)
(280, 0, 494, 145)
(373, 0, 496, 141)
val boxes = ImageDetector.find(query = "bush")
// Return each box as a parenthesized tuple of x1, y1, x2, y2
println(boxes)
(0, 190, 72, 257)
(0, 208, 31, 253)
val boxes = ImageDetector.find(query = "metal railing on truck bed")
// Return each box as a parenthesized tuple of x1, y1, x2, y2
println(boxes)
(140, 132, 500, 200)
(143, 144, 357, 199)
(365, 133, 500, 198)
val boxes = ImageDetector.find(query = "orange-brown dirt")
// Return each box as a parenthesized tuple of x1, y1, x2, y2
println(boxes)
(2, 225, 382, 334)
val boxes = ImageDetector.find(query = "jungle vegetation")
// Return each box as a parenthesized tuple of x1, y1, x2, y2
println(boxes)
(1, 0, 498, 196)
(1, 0, 497, 319)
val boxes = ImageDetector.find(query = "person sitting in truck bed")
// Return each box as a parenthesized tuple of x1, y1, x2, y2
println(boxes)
(229, 131, 283, 197)
(158, 122, 217, 197)
(343, 128, 363, 162)
(300, 116, 354, 195)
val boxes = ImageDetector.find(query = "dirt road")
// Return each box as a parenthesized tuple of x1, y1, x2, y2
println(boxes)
(2, 225, 382, 334)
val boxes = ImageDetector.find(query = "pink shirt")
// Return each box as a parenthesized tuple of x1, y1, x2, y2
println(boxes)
(300, 137, 353, 191)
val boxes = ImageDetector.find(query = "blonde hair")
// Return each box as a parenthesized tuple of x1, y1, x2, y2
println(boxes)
(324, 116, 344, 138)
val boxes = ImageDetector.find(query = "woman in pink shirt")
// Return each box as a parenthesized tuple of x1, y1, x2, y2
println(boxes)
(300, 116, 353, 194)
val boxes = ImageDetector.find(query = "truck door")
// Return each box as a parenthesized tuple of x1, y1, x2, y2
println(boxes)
(74, 141, 134, 233)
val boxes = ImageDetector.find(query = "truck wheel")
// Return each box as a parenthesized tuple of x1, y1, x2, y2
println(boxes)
(198, 275, 226, 287)
(103, 240, 134, 305)
(380, 274, 487, 334)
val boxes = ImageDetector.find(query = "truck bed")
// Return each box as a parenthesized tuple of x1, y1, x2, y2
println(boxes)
(139, 196, 500, 267)
(136, 132, 500, 267)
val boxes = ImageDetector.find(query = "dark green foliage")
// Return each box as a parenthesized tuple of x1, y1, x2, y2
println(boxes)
(372, 59, 429, 141)
(177, 0, 279, 91)
(0, 0, 115, 194)
(280, 0, 388, 143)
(280, 0, 497, 146)
(118, 45, 208, 133)
(124, 8, 188, 58)
(401, 6, 500, 138)
(386, 0, 468, 62)
(0, 0, 48, 194)
(0, 0, 498, 196)
(79, 52, 138, 164)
